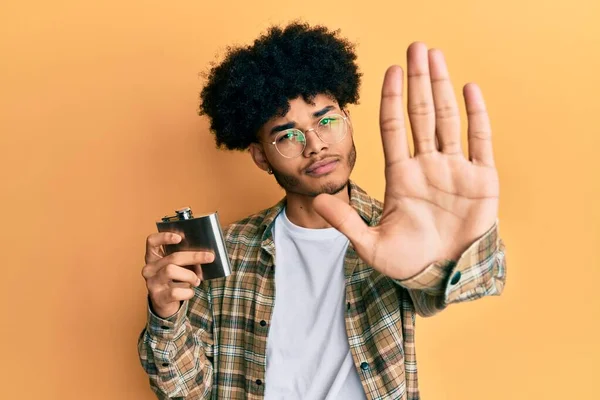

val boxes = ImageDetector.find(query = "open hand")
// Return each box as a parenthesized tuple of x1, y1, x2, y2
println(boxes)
(313, 42, 499, 280)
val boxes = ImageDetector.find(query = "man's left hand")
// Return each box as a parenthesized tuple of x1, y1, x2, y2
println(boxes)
(313, 42, 499, 280)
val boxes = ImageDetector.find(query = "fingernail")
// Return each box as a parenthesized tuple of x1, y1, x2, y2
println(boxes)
(195, 278, 201, 286)
(172, 234, 182, 243)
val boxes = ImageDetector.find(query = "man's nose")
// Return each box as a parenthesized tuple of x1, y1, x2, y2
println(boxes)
(302, 128, 328, 157)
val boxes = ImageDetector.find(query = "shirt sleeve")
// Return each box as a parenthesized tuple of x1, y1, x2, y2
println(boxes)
(137, 282, 214, 399)
(394, 221, 507, 317)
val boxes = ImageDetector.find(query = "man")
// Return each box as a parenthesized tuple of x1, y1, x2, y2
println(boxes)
(138, 22, 506, 400)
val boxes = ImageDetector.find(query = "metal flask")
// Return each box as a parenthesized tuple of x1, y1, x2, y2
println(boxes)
(156, 207, 232, 280)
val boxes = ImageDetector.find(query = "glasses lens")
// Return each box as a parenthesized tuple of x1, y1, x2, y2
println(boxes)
(275, 130, 306, 158)
(316, 114, 346, 143)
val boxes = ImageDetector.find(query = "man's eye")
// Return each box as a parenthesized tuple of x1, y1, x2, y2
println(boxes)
(277, 132, 295, 143)
(320, 118, 332, 126)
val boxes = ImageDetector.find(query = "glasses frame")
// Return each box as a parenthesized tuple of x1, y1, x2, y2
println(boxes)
(266, 112, 350, 159)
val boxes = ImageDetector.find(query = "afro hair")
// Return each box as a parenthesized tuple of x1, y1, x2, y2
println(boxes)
(199, 22, 362, 151)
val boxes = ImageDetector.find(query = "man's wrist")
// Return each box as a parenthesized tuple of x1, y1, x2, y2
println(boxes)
(149, 298, 182, 319)
(146, 298, 188, 339)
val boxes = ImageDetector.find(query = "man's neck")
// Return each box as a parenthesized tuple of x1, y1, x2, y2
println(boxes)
(283, 184, 350, 229)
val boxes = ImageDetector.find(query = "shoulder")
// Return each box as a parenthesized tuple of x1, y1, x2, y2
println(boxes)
(348, 180, 384, 225)
(222, 199, 283, 245)
(224, 210, 267, 241)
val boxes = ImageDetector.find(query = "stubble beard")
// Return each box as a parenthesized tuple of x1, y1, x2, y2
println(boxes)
(271, 142, 357, 198)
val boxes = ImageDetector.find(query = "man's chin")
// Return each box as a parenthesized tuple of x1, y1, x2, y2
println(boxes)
(304, 178, 348, 197)
(272, 167, 350, 198)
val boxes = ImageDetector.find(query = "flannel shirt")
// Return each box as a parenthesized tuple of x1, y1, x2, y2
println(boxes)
(138, 181, 506, 399)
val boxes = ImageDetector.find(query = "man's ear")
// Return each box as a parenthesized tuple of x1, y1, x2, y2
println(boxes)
(249, 142, 271, 173)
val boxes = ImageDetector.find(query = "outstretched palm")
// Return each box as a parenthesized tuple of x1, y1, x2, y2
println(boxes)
(314, 42, 499, 280)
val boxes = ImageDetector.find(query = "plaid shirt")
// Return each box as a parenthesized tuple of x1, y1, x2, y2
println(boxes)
(138, 181, 506, 399)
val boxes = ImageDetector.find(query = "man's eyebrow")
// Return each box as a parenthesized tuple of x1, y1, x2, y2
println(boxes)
(269, 105, 336, 135)
(313, 105, 335, 118)
(270, 121, 296, 135)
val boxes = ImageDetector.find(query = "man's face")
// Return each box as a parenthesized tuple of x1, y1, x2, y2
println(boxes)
(255, 94, 357, 197)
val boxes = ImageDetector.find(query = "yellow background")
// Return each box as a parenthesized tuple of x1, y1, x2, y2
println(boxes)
(1, 0, 598, 399)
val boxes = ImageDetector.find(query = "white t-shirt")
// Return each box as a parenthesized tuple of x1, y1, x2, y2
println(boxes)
(264, 208, 367, 400)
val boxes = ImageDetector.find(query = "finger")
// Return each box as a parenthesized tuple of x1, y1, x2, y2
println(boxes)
(145, 232, 182, 264)
(464, 83, 495, 167)
(141, 264, 155, 280)
(407, 42, 436, 154)
(429, 49, 462, 155)
(158, 287, 196, 304)
(169, 281, 198, 289)
(173, 265, 205, 284)
(190, 264, 205, 280)
(380, 65, 410, 164)
(159, 264, 201, 286)
(146, 251, 213, 278)
(158, 251, 215, 270)
(313, 194, 375, 256)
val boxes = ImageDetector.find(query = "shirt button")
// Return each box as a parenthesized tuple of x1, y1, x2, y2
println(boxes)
(260, 320, 267, 327)
(360, 362, 369, 371)
(162, 362, 169, 367)
(450, 271, 462, 285)
(160, 326, 169, 330)
(347, 302, 351, 311)
(255, 379, 263, 385)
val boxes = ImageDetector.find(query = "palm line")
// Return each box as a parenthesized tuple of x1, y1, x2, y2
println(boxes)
(424, 176, 499, 200)
(385, 193, 466, 220)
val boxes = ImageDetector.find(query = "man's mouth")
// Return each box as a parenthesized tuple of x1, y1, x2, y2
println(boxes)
(305, 158, 339, 176)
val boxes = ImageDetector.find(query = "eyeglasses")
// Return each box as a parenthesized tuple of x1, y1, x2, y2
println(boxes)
(266, 113, 350, 158)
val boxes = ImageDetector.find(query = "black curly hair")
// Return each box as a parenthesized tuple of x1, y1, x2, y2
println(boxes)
(199, 22, 362, 151)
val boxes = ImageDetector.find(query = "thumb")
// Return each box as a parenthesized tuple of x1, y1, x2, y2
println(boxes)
(313, 193, 373, 249)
